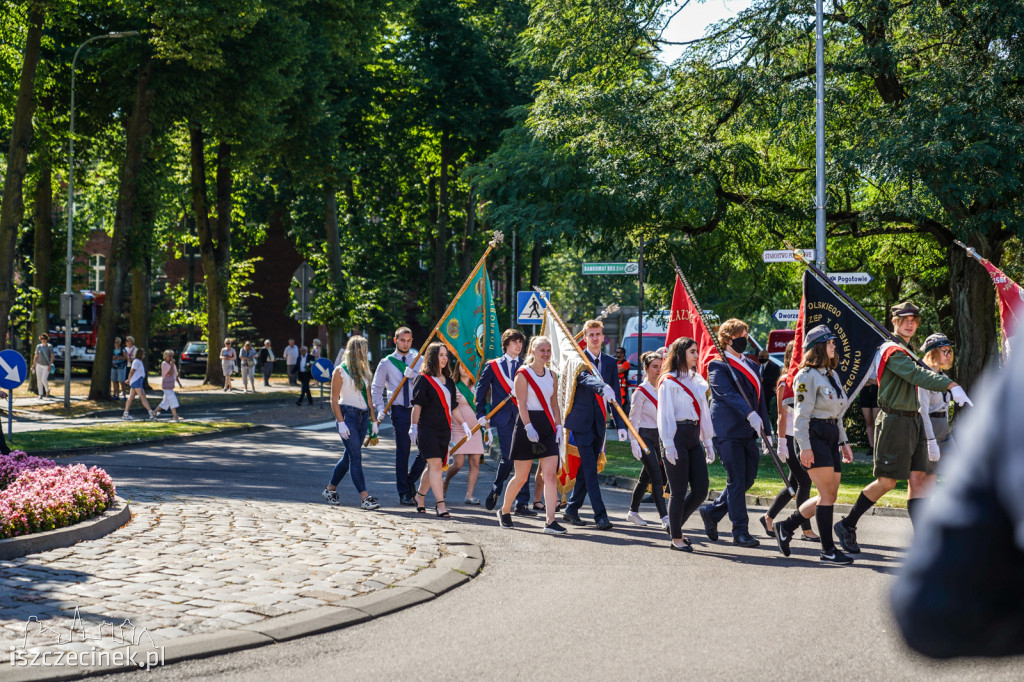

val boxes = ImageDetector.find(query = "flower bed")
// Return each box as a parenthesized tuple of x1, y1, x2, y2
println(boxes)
(0, 451, 116, 539)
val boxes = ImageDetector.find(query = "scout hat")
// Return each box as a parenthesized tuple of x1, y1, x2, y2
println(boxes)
(803, 324, 837, 349)
(890, 301, 921, 318)
(921, 333, 952, 353)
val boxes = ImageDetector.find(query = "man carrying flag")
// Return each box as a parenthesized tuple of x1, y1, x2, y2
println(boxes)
(372, 327, 425, 506)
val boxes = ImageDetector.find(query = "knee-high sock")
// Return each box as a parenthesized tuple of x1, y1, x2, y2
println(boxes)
(843, 492, 875, 529)
(816, 505, 835, 551)
(907, 497, 925, 528)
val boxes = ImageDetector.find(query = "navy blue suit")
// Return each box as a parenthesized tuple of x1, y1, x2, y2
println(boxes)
(476, 357, 529, 504)
(706, 354, 772, 533)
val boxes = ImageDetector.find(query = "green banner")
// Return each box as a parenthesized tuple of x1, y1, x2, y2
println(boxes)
(436, 264, 501, 381)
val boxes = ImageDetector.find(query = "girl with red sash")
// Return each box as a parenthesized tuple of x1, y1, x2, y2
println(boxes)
(657, 337, 716, 551)
(411, 343, 471, 518)
(497, 336, 567, 534)
(626, 351, 669, 529)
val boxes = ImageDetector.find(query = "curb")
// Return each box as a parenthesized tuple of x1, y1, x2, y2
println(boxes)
(3, 530, 484, 681)
(29, 424, 271, 459)
(10, 394, 303, 421)
(597, 474, 910, 518)
(0, 496, 131, 561)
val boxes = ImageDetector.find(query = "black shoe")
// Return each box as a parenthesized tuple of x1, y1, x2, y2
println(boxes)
(774, 522, 792, 557)
(484, 488, 499, 511)
(544, 521, 568, 535)
(669, 541, 694, 552)
(514, 503, 538, 517)
(800, 533, 821, 543)
(399, 493, 415, 506)
(819, 548, 854, 565)
(733, 531, 760, 548)
(497, 511, 514, 529)
(759, 514, 775, 538)
(563, 510, 587, 527)
(295, 400, 302, 406)
(595, 516, 614, 531)
(834, 518, 861, 554)
(699, 505, 718, 542)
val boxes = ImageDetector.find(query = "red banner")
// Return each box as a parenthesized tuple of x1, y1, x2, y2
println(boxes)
(665, 274, 720, 378)
(980, 259, 1024, 347)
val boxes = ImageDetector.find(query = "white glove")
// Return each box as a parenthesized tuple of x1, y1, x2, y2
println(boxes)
(374, 403, 385, 418)
(927, 438, 941, 462)
(601, 384, 616, 403)
(525, 423, 540, 443)
(762, 438, 773, 457)
(555, 425, 563, 444)
(410, 424, 418, 441)
(403, 367, 418, 380)
(630, 440, 642, 461)
(746, 411, 763, 432)
(663, 445, 679, 465)
(337, 421, 350, 441)
(704, 439, 716, 464)
(617, 429, 628, 442)
(462, 423, 472, 439)
(477, 416, 489, 427)
(950, 385, 973, 407)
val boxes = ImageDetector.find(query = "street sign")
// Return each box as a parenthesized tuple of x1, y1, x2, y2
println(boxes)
(773, 309, 800, 322)
(517, 290, 549, 325)
(582, 262, 639, 275)
(826, 272, 873, 286)
(0, 349, 27, 390)
(312, 357, 334, 384)
(762, 249, 815, 263)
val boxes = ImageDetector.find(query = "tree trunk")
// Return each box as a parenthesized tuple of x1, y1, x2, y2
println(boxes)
(29, 153, 54, 394)
(325, 185, 344, 362)
(432, 129, 451, 321)
(88, 60, 155, 400)
(0, 8, 43, 347)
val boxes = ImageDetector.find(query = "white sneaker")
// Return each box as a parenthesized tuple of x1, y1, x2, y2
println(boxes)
(661, 515, 670, 530)
(625, 510, 648, 526)
(360, 496, 381, 511)
(122, 413, 133, 421)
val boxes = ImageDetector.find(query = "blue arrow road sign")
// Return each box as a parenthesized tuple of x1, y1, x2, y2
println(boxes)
(517, 290, 550, 325)
(0, 349, 27, 390)
(312, 357, 334, 384)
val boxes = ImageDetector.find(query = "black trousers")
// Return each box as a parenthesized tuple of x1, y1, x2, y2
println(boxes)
(664, 423, 709, 539)
(298, 372, 312, 403)
(765, 436, 813, 531)
(630, 427, 667, 517)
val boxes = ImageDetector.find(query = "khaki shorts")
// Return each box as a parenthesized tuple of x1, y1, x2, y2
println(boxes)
(873, 410, 934, 479)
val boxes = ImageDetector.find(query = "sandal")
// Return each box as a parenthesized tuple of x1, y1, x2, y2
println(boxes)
(414, 492, 426, 514)
(532, 501, 545, 512)
(435, 501, 451, 518)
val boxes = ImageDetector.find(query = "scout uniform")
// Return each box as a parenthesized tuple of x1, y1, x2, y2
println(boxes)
(793, 345, 851, 472)
(918, 333, 956, 462)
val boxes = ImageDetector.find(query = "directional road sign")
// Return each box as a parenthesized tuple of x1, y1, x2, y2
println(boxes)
(517, 291, 549, 325)
(0, 349, 27, 390)
(826, 272, 873, 286)
(762, 249, 815, 263)
(773, 309, 800, 322)
(312, 357, 334, 384)
(581, 262, 639, 275)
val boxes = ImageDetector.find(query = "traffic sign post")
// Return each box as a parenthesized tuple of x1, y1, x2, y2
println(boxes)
(312, 357, 334, 410)
(0, 349, 28, 438)
(517, 290, 549, 326)
(762, 249, 815, 263)
(291, 263, 316, 346)
(581, 262, 639, 275)
(773, 309, 800, 323)
(826, 272, 873, 286)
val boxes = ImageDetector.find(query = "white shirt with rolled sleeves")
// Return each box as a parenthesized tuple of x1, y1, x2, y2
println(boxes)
(792, 366, 850, 452)
(370, 351, 423, 414)
(657, 371, 715, 446)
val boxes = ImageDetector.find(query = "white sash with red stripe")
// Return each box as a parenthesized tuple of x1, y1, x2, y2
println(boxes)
(876, 341, 913, 386)
(517, 367, 556, 430)
(489, 359, 518, 407)
(664, 374, 701, 428)
(727, 356, 761, 402)
(637, 385, 658, 407)
(422, 375, 452, 429)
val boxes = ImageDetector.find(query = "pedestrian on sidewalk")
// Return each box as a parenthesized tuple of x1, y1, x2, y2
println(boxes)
(284, 339, 299, 386)
(220, 339, 236, 391)
(658, 338, 715, 551)
(322, 336, 380, 510)
(33, 333, 54, 399)
(625, 350, 668, 530)
(371, 326, 424, 506)
(444, 363, 485, 505)
(295, 346, 313, 405)
(258, 339, 275, 386)
(411, 342, 464, 518)
(239, 341, 258, 392)
(152, 350, 184, 421)
(123, 336, 138, 394)
(310, 338, 322, 360)
(123, 348, 154, 420)
(111, 337, 127, 400)
(496, 336, 566, 534)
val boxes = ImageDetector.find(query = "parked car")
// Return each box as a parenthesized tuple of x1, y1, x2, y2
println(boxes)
(178, 341, 208, 377)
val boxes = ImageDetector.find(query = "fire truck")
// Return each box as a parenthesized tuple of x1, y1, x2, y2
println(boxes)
(51, 291, 104, 373)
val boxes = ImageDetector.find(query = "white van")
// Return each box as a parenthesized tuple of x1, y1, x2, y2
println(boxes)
(621, 311, 671, 387)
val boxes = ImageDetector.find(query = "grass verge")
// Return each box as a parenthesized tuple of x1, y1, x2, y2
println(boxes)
(8, 420, 253, 453)
(603, 441, 907, 508)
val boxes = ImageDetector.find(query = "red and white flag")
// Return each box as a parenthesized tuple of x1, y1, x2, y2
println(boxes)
(979, 258, 1024, 353)
(665, 274, 719, 378)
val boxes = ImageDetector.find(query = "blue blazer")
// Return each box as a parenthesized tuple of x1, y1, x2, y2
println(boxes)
(564, 351, 626, 434)
(708, 355, 772, 440)
(475, 358, 518, 429)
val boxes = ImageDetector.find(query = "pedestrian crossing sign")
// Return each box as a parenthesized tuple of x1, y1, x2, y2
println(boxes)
(517, 291, 549, 325)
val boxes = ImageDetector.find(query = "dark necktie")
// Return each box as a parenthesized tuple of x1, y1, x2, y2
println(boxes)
(510, 358, 518, 375)
(401, 355, 410, 406)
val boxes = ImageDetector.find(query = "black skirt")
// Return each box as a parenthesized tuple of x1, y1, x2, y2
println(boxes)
(859, 384, 878, 409)
(511, 410, 558, 461)
(417, 423, 451, 460)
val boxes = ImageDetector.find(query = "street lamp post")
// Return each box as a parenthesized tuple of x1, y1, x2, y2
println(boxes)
(63, 30, 140, 408)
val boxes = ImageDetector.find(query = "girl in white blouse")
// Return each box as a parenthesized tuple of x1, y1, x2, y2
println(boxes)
(625, 351, 668, 529)
(657, 337, 716, 551)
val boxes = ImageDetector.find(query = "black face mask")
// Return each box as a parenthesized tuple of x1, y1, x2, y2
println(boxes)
(731, 337, 748, 354)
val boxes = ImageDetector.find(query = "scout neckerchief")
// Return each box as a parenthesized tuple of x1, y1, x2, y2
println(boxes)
(663, 373, 701, 429)
(455, 380, 476, 411)
(516, 367, 556, 430)
(488, 359, 518, 406)
(422, 374, 452, 429)
(727, 355, 761, 402)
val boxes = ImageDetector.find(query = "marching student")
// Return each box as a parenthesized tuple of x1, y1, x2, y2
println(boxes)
(477, 329, 533, 514)
(761, 341, 819, 542)
(658, 337, 715, 551)
(835, 302, 973, 552)
(625, 351, 668, 529)
(322, 336, 381, 511)
(496, 336, 567, 534)
(917, 333, 957, 487)
(411, 342, 471, 518)
(772, 326, 855, 564)
(444, 362, 485, 505)
(562, 319, 627, 531)
(371, 327, 425, 506)
(698, 318, 772, 548)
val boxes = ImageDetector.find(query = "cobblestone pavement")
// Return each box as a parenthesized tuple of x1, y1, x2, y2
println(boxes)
(0, 486, 449, 658)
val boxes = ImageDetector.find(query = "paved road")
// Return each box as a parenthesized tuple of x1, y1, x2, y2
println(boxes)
(60, 427, 1024, 680)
